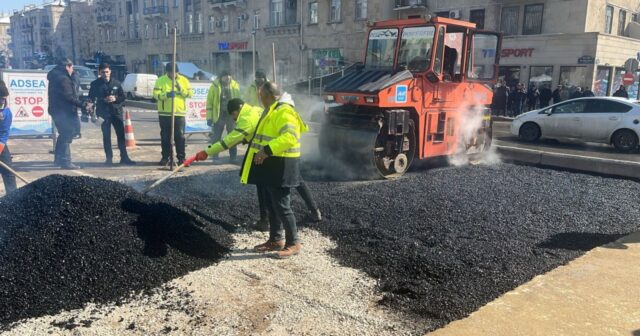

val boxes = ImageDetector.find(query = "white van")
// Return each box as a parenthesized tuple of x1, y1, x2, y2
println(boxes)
(122, 73, 158, 100)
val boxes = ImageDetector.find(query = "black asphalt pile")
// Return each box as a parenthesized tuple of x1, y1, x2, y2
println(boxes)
(153, 164, 640, 331)
(0, 175, 232, 326)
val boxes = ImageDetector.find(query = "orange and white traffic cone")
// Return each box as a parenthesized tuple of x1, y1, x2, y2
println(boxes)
(124, 109, 137, 150)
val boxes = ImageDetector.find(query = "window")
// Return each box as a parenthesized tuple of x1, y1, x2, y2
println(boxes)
(355, 0, 367, 20)
(196, 13, 202, 33)
(523, 4, 543, 35)
(553, 101, 587, 114)
(164, 22, 169, 36)
(221, 15, 229, 32)
(467, 33, 498, 80)
(253, 13, 260, 29)
(559, 66, 587, 92)
(285, 0, 297, 24)
(618, 10, 627, 35)
(605, 5, 613, 34)
(365, 28, 399, 69)
(529, 66, 553, 89)
(173, 0, 178, 7)
(270, 0, 283, 26)
(434, 11, 449, 18)
(594, 67, 612, 96)
(209, 15, 215, 32)
(330, 0, 341, 22)
(144, 24, 149, 38)
(469, 9, 485, 29)
(186, 13, 193, 33)
(433, 27, 445, 75)
(500, 6, 519, 36)
(586, 99, 633, 113)
(398, 26, 435, 72)
(309, 2, 318, 24)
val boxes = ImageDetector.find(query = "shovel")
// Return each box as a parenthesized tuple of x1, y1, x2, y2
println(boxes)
(142, 155, 197, 194)
(0, 160, 31, 185)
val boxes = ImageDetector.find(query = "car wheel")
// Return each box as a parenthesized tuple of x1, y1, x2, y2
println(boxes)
(518, 122, 541, 142)
(612, 129, 639, 152)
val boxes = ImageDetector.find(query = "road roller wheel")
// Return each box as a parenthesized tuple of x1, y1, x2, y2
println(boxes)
(373, 119, 416, 179)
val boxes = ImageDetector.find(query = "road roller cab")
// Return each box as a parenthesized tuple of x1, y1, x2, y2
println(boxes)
(321, 16, 502, 178)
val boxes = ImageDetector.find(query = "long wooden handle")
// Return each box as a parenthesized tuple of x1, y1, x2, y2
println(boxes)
(142, 155, 196, 194)
(0, 159, 30, 185)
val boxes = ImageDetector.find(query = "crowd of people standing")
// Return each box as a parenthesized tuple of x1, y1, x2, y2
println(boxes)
(491, 80, 601, 117)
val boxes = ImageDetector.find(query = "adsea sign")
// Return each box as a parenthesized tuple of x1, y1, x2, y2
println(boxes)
(185, 82, 210, 133)
(2, 70, 52, 136)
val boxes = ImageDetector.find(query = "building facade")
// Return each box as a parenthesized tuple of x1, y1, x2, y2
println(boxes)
(0, 13, 11, 67)
(9, 0, 96, 69)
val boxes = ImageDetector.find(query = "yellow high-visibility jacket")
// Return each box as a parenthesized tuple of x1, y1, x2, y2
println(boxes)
(240, 100, 308, 185)
(204, 103, 263, 156)
(205, 79, 241, 123)
(152, 74, 193, 116)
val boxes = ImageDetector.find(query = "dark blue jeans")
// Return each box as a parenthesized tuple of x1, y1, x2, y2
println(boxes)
(258, 180, 317, 220)
(52, 113, 77, 166)
(211, 114, 237, 159)
(0, 145, 17, 193)
(265, 186, 299, 246)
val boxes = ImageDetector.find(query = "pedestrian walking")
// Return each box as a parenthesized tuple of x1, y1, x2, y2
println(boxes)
(0, 80, 17, 193)
(243, 70, 267, 108)
(206, 70, 241, 163)
(152, 62, 193, 166)
(526, 84, 539, 111)
(613, 85, 629, 98)
(508, 83, 527, 117)
(538, 84, 553, 107)
(89, 62, 136, 166)
(242, 82, 308, 258)
(490, 80, 509, 116)
(47, 58, 92, 169)
(552, 85, 563, 104)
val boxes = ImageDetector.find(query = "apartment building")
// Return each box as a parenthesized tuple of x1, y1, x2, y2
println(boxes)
(426, 0, 640, 97)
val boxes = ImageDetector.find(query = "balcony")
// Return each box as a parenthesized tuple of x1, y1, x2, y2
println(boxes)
(144, 6, 169, 15)
(394, 0, 427, 10)
(97, 14, 117, 24)
(209, 0, 246, 9)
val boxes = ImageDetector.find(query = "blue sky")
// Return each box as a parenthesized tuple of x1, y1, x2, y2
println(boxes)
(0, 0, 46, 14)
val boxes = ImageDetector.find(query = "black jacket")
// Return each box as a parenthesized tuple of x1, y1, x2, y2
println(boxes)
(491, 86, 509, 109)
(89, 77, 126, 118)
(538, 88, 553, 105)
(47, 65, 83, 116)
(613, 89, 629, 98)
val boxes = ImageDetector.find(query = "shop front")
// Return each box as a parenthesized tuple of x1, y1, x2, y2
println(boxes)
(212, 40, 254, 83)
(499, 33, 640, 99)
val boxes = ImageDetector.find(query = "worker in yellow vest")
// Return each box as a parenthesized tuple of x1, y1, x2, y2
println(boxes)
(152, 62, 193, 166)
(243, 70, 267, 108)
(241, 82, 307, 258)
(194, 98, 262, 161)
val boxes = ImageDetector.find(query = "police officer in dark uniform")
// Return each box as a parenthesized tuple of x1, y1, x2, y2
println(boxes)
(89, 62, 135, 165)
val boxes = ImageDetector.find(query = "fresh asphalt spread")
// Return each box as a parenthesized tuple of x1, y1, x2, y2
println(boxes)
(0, 175, 232, 326)
(1, 163, 639, 331)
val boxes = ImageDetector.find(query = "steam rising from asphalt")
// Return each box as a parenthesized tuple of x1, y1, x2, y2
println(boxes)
(448, 101, 501, 167)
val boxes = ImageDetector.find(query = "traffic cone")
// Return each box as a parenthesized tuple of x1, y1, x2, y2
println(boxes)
(124, 109, 137, 150)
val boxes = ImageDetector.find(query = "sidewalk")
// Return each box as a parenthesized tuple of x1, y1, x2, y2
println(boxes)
(429, 232, 640, 336)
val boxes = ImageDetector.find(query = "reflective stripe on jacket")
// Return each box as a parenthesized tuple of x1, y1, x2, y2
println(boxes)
(152, 74, 193, 116)
(204, 103, 262, 156)
(240, 101, 308, 185)
(205, 79, 241, 123)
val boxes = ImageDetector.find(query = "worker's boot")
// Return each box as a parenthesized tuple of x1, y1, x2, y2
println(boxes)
(252, 218, 269, 232)
(276, 243, 302, 259)
(312, 208, 322, 222)
(254, 240, 285, 252)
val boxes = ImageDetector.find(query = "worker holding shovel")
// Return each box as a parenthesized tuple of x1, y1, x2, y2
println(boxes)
(0, 80, 17, 194)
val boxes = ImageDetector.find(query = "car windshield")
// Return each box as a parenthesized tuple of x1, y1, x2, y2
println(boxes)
(74, 68, 96, 80)
(365, 28, 399, 69)
(397, 26, 435, 72)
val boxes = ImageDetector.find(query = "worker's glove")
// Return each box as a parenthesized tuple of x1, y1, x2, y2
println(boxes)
(0, 143, 5, 154)
(206, 119, 213, 127)
(167, 91, 176, 98)
(195, 150, 208, 161)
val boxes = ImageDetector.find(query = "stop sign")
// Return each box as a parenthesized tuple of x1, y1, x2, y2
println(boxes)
(199, 109, 207, 118)
(622, 73, 635, 85)
(32, 106, 44, 118)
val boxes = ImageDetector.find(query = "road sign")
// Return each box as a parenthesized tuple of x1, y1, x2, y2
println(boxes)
(622, 73, 635, 86)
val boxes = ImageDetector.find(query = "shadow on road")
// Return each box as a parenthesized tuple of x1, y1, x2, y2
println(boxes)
(537, 232, 627, 251)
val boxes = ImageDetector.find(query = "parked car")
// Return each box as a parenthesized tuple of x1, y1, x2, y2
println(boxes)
(122, 73, 158, 100)
(511, 97, 640, 152)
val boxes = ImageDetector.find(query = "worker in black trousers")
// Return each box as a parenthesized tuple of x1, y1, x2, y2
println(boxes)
(89, 62, 135, 166)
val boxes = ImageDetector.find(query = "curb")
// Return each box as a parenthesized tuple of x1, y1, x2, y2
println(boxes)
(496, 145, 640, 179)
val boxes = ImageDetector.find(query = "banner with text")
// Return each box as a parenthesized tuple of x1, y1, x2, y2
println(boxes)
(2, 70, 52, 136)
(186, 81, 210, 133)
